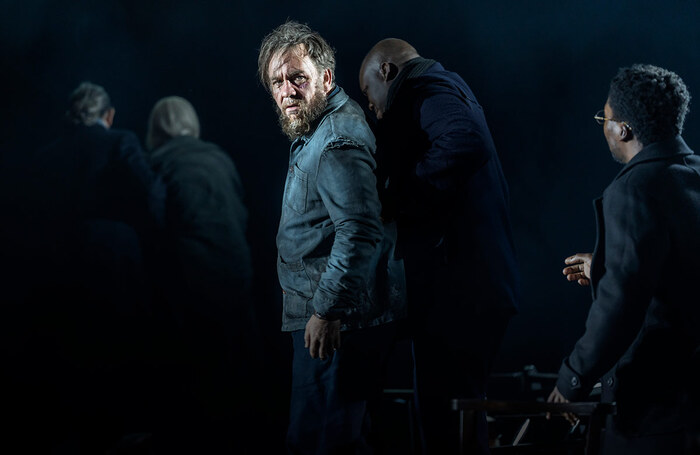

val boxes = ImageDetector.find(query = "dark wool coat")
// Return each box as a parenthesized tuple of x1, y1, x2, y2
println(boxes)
(29, 122, 164, 337)
(148, 135, 252, 333)
(13, 122, 165, 451)
(375, 59, 519, 345)
(558, 136, 700, 440)
(147, 135, 257, 452)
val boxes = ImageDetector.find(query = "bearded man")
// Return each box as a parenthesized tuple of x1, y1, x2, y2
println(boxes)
(258, 21, 404, 455)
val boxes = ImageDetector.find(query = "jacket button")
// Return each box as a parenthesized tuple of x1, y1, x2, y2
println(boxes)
(289, 166, 294, 172)
(606, 377, 614, 387)
(570, 377, 579, 387)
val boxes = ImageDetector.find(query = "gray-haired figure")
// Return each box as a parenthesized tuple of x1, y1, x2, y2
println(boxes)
(145, 96, 256, 453)
(66, 81, 116, 127)
(23, 81, 165, 453)
(146, 96, 201, 150)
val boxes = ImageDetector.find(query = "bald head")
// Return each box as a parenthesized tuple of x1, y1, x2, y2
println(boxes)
(359, 39, 420, 119)
(361, 38, 420, 71)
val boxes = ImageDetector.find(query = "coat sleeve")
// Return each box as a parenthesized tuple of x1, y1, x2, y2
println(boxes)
(414, 88, 493, 191)
(557, 179, 667, 400)
(114, 131, 166, 230)
(310, 139, 383, 319)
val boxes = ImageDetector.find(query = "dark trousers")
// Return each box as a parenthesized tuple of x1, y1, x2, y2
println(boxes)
(412, 316, 509, 455)
(287, 323, 396, 455)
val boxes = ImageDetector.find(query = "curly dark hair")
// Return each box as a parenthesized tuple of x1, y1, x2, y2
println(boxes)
(608, 64, 690, 145)
(257, 20, 335, 92)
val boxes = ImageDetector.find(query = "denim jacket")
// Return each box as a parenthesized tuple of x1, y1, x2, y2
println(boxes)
(277, 87, 405, 332)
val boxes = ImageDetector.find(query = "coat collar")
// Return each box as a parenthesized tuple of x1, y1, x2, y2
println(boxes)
(614, 135, 694, 180)
(291, 86, 347, 148)
(385, 57, 437, 113)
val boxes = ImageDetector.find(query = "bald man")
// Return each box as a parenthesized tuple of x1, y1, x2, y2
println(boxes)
(360, 40, 519, 454)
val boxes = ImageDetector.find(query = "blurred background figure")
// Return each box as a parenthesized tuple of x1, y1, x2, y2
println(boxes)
(9, 81, 165, 453)
(145, 96, 257, 454)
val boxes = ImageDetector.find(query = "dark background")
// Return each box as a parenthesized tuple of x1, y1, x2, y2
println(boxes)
(1, 0, 699, 447)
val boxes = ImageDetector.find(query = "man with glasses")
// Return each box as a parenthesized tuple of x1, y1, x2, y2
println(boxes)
(551, 64, 700, 453)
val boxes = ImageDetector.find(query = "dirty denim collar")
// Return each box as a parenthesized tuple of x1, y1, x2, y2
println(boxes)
(291, 85, 344, 148)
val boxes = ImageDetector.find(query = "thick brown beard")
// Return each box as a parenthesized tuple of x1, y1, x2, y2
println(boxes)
(278, 89, 328, 141)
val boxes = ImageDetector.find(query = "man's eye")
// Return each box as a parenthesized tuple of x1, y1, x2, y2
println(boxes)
(272, 80, 282, 88)
(294, 76, 306, 84)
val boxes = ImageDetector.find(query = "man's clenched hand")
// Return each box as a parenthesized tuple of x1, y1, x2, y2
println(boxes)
(304, 314, 341, 360)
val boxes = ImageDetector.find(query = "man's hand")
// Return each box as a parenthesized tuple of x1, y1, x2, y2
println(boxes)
(304, 314, 341, 360)
(546, 386, 578, 425)
(563, 253, 592, 286)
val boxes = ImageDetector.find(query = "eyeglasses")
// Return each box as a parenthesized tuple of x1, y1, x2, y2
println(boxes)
(594, 110, 632, 129)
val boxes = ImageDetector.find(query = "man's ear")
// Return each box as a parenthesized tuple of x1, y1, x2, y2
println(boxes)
(102, 108, 115, 128)
(619, 123, 633, 142)
(380, 62, 400, 83)
(323, 68, 334, 94)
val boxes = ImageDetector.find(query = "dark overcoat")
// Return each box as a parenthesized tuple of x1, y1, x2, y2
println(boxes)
(558, 136, 700, 443)
(147, 135, 257, 452)
(13, 122, 165, 451)
(32, 122, 164, 287)
(375, 60, 519, 344)
(149, 135, 252, 325)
